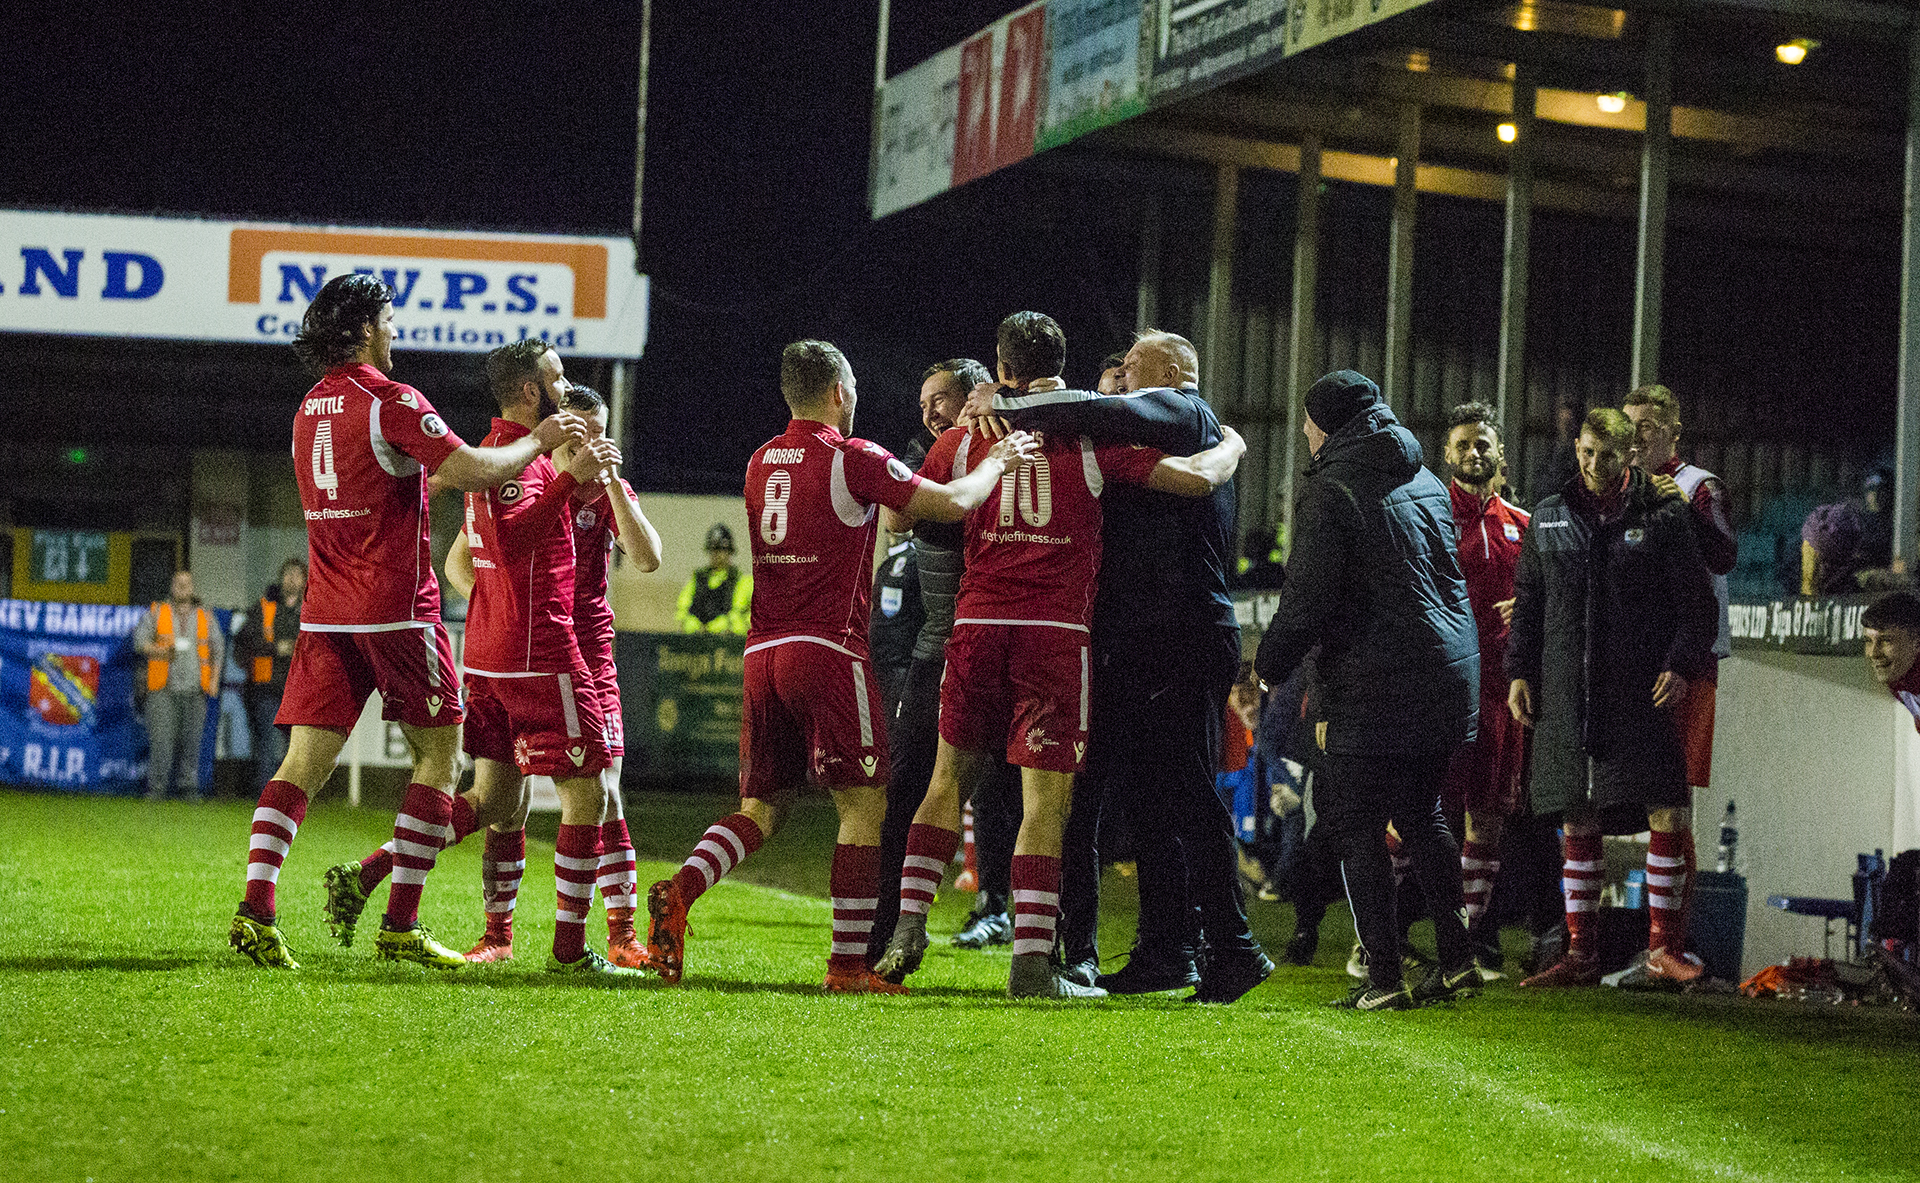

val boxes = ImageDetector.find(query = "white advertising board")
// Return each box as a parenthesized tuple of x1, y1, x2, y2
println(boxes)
(0, 210, 649, 358)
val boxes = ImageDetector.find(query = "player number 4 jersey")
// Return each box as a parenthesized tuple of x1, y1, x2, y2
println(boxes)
(292, 362, 465, 630)
(744, 420, 923, 654)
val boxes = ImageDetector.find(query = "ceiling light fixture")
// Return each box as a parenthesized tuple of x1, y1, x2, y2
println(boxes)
(1596, 92, 1628, 114)
(1776, 38, 1818, 65)
(1497, 122, 1518, 144)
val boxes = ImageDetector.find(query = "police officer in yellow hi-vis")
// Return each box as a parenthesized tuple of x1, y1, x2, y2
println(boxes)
(674, 523, 751, 634)
(133, 569, 225, 801)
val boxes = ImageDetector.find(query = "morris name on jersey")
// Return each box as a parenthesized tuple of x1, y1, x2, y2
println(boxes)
(743, 421, 922, 652)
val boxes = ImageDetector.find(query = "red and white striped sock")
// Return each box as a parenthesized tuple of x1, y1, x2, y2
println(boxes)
(829, 843, 881, 973)
(357, 844, 394, 897)
(670, 813, 765, 906)
(899, 823, 959, 918)
(553, 824, 602, 963)
(356, 794, 475, 897)
(598, 818, 639, 914)
(1647, 829, 1689, 952)
(961, 801, 977, 872)
(1010, 853, 1062, 958)
(1460, 838, 1502, 926)
(481, 828, 524, 942)
(243, 779, 309, 921)
(1562, 832, 1604, 957)
(384, 784, 452, 930)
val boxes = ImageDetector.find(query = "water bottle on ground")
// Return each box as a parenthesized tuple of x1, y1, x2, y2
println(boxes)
(1715, 800, 1738, 874)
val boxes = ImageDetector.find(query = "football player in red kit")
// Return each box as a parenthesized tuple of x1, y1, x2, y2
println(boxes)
(232, 273, 585, 970)
(643, 340, 1038, 993)
(1441, 402, 1530, 978)
(363, 383, 663, 968)
(872, 312, 1245, 998)
(317, 340, 625, 976)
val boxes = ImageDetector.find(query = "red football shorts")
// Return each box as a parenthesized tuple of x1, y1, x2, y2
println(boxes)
(461, 669, 610, 779)
(1443, 689, 1527, 817)
(939, 622, 1090, 774)
(739, 636, 887, 799)
(276, 624, 463, 733)
(583, 658, 625, 758)
(1677, 676, 1716, 789)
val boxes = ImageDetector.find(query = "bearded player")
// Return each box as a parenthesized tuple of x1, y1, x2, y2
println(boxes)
(342, 383, 663, 968)
(643, 339, 1037, 992)
(872, 311, 1245, 999)
(230, 273, 584, 970)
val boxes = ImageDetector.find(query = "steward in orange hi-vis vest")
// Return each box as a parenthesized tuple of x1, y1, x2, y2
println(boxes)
(147, 601, 215, 696)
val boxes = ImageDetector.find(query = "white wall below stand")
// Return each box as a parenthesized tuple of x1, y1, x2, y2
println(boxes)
(1706, 650, 1918, 974)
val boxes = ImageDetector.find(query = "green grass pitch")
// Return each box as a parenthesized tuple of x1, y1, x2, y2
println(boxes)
(1, 787, 1915, 1182)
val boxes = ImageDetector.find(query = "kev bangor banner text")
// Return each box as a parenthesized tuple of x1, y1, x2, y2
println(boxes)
(0, 598, 150, 791)
(0, 210, 650, 359)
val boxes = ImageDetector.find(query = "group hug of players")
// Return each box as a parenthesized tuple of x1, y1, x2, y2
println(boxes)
(227, 273, 1238, 995)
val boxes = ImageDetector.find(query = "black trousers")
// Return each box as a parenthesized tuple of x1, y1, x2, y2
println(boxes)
(868, 650, 1020, 964)
(1059, 628, 1256, 968)
(1315, 745, 1470, 989)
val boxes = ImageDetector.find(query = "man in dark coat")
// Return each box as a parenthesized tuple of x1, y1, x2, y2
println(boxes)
(975, 329, 1270, 1004)
(1508, 407, 1718, 989)
(1255, 370, 1481, 1011)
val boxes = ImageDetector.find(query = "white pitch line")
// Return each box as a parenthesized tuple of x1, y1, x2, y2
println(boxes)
(1277, 1010, 1846, 1183)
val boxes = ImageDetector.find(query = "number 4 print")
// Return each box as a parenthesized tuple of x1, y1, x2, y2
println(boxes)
(311, 420, 339, 501)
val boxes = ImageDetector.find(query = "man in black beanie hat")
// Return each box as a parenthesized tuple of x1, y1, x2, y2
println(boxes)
(1254, 369, 1482, 1010)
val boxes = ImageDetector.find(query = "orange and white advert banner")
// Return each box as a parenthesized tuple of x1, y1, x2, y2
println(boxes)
(0, 210, 650, 359)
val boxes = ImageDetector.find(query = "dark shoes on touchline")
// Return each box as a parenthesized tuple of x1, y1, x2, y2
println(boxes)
(1096, 953, 1202, 995)
(1187, 949, 1275, 1005)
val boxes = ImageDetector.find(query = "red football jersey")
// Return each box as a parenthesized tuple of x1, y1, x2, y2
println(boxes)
(1449, 480, 1529, 685)
(921, 427, 1163, 630)
(743, 420, 923, 653)
(461, 418, 585, 675)
(569, 478, 637, 671)
(292, 363, 465, 629)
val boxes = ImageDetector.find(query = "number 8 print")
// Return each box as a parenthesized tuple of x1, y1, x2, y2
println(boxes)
(761, 469, 791, 544)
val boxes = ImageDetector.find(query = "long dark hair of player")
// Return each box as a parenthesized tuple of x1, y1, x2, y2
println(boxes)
(291, 273, 394, 375)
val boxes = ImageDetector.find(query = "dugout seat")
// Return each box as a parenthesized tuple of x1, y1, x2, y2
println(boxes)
(1765, 850, 1884, 962)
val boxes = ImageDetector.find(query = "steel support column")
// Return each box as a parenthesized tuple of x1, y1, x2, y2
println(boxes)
(1281, 134, 1322, 543)
(1205, 163, 1239, 402)
(1137, 190, 1162, 332)
(1385, 104, 1421, 416)
(1631, 15, 1672, 388)
(1498, 67, 1536, 498)
(609, 360, 633, 461)
(1895, 18, 1920, 567)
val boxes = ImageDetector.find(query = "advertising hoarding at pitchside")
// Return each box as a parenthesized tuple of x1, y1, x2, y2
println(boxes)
(0, 209, 649, 358)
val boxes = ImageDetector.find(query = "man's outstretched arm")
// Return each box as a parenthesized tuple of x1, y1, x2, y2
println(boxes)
(1146, 426, 1244, 497)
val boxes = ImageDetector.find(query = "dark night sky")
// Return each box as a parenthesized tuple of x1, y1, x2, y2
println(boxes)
(5, 3, 1902, 502)
(1, 1, 1141, 491)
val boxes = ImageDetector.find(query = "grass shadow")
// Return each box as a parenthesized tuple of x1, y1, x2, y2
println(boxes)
(0, 954, 202, 972)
